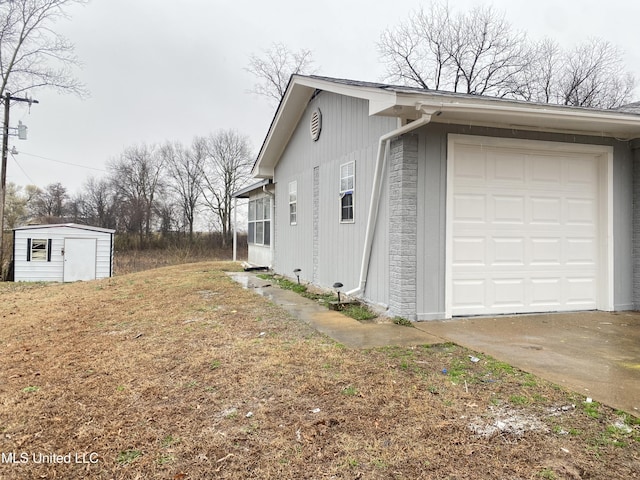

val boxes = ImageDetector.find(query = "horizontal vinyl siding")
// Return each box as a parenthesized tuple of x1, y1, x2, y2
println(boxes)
(274, 92, 396, 304)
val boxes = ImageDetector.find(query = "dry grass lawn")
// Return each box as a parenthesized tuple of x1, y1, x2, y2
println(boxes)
(0, 261, 638, 479)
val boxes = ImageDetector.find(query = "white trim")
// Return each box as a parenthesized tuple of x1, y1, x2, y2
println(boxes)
(339, 160, 355, 223)
(445, 134, 613, 318)
(288, 180, 297, 225)
(14, 223, 115, 234)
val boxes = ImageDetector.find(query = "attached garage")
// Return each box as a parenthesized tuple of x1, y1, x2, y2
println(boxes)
(13, 223, 115, 282)
(247, 75, 640, 322)
(446, 135, 613, 317)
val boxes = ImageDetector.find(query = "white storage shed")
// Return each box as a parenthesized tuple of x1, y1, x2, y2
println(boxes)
(13, 223, 115, 282)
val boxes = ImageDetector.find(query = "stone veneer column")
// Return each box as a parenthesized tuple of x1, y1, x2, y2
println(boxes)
(388, 134, 418, 320)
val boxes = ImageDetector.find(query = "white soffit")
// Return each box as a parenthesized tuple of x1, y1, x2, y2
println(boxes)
(382, 93, 640, 139)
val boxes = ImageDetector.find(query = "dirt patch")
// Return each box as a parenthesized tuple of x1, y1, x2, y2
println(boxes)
(0, 261, 638, 479)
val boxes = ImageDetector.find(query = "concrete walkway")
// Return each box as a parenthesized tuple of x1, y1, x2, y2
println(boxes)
(228, 272, 444, 348)
(230, 272, 640, 415)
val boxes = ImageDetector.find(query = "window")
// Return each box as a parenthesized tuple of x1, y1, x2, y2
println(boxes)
(247, 197, 270, 245)
(28, 238, 51, 262)
(340, 161, 355, 222)
(289, 181, 297, 225)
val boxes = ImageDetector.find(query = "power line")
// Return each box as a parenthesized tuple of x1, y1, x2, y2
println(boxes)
(18, 151, 108, 172)
(9, 152, 36, 184)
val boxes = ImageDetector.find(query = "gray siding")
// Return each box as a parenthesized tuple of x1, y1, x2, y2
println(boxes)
(416, 128, 447, 319)
(273, 92, 396, 306)
(633, 142, 640, 308)
(272, 91, 635, 318)
(414, 123, 635, 318)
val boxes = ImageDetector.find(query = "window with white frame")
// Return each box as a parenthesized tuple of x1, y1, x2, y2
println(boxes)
(340, 161, 355, 222)
(289, 181, 297, 225)
(247, 197, 270, 245)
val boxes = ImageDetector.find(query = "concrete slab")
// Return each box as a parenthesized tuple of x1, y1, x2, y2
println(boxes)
(228, 272, 445, 348)
(418, 312, 640, 415)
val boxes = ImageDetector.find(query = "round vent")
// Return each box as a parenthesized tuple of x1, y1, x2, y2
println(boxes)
(310, 108, 322, 141)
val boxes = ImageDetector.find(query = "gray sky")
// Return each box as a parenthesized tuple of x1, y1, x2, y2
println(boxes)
(7, 0, 640, 194)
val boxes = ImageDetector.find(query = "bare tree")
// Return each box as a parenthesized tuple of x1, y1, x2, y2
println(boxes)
(0, 0, 88, 98)
(378, 1, 636, 107)
(379, 2, 528, 96)
(28, 181, 67, 220)
(558, 38, 636, 108)
(108, 144, 165, 245)
(161, 141, 204, 240)
(247, 42, 316, 104)
(81, 176, 117, 229)
(199, 130, 252, 247)
(514, 38, 562, 104)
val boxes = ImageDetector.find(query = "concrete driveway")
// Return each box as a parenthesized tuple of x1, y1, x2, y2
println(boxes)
(418, 311, 640, 415)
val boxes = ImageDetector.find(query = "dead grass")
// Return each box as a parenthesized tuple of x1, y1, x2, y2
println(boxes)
(0, 261, 638, 479)
(113, 247, 242, 275)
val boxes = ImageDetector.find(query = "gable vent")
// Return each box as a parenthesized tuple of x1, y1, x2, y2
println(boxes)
(310, 108, 322, 141)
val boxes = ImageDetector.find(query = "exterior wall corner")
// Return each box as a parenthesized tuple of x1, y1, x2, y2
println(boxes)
(388, 134, 419, 320)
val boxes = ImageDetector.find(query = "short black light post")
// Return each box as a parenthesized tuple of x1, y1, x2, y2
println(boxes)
(333, 282, 344, 303)
(293, 268, 301, 284)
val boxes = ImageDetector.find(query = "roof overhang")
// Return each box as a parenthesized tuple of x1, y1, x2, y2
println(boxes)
(13, 223, 116, 234)
(232, 179, 271, 199)
(253, 75, 640, 179)
(376, 93, 640, 140)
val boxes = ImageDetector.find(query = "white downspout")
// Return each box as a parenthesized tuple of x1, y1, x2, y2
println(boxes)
(233, 196, 238, 262)
(346, 111, 433, 297)
(263, 185, 275, 268)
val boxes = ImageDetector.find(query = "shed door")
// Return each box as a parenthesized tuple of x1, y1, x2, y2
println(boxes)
(63, 238, 97, 282)
(447, 136, 611, 317)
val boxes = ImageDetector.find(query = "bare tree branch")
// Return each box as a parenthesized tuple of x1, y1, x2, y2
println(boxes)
(246, 42, 316, 104)
(0, 0, 88, 99)
(377, 1, 636, 107)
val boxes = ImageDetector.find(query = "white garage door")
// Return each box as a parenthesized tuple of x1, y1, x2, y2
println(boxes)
(447, 135, 611, 317)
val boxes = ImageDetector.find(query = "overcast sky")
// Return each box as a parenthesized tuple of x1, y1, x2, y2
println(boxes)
(7, 0, 640, 194)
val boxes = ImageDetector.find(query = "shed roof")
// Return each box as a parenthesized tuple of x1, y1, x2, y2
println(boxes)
(13, 223, 115, 234)
(253, 74, 640, 178)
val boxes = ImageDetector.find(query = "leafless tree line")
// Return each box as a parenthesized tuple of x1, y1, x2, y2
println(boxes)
(5, 130, 253, 247)
(377, 2, 635, 108)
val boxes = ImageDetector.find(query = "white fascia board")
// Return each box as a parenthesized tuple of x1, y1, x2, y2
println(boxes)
(393, 93, 640, 139)
(252, 76, 400, 178)
(294, 76, 399, 116)
(252, 82, 315, 178)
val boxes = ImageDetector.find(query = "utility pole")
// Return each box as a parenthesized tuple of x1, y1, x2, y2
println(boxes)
(0, 92, 39, 279)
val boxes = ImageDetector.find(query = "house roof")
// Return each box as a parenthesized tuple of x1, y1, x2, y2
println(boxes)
(13, 223, 115, 234)
(232, 179, 272, 199)
(253, 74, 640, 178)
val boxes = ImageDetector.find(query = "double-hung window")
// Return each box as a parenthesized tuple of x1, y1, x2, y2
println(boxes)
(289, 181, 297, 225)
(247, 197, 270, 245)
(340, 161, 355, 222)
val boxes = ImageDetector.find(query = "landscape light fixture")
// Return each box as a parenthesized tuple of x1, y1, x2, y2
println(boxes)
(293, 268, 301, 284)
(333, 282, 343, 303)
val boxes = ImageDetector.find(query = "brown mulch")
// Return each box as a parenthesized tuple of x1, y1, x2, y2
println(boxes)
(0, 261, 638, 479)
